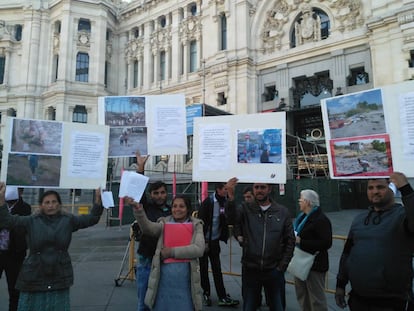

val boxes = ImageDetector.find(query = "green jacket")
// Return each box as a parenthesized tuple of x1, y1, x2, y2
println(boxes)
(0, 203, 103, 292)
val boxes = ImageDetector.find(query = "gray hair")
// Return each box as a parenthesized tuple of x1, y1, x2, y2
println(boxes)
(300, 189, 320, 207)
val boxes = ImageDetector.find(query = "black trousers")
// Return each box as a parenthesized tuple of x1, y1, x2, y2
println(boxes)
(348, 291, 408, 311)
(0, 253, 24, 311)
(199, 239, 227, 299)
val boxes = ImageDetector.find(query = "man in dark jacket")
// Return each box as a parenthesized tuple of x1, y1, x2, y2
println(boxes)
(134, 152, 171, 311)
(335, 172, 414, 310)
(198, 179, 239, 307)
(233, 182, 295, 311)
(0, 187, 31, 311)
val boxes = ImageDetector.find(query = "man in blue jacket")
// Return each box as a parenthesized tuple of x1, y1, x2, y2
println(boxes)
(335, 172, 414, 310)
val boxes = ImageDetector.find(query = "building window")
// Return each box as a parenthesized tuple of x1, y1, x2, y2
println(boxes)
(78, 19, 91, 32)
(160, 51, 166, 80)
(133, 27, 139, 38)
(133, 60, 138, 88)
(73, 105, 87, 123)
(290, 7, 330, 48)
(189, 40, 197, 72)
(292, 72, 333, 108)
(220, 14, 227, 51)
(409, 50, 414, 68)
(262, 85, 277, 102)
(347, 67, 369, 86)
(104, 61, 109, 87)
(180, 44, 184, 75)
(189, 3, 197, 16)
(151, 54, 155, 82)
(160, 16, 166, 28)
(15, 25, 22, 41)
(47, 106, 56, 120)
(0, 56, 5, 84)
(218, 92, 227, 105)
(54, 21, 61, 34)
(75, 52, 89, 82)
(7, 108, 16, 117)
(53, 55, 59, 82)
(106, 29, 111, 41)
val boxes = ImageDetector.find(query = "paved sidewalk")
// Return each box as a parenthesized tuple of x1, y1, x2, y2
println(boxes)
(0, 209, 362, 311)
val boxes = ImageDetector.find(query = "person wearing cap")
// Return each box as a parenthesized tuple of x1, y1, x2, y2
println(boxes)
(0, 187, 31, 311)
(335, 172, 414, 310)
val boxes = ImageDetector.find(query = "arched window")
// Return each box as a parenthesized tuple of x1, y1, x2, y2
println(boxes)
(290, 7, 330, 48)
(75, 52, 89, 82)
(7, 108, 16, 117)
(73, 105, 87, 123)
(47, 106, 56, 120)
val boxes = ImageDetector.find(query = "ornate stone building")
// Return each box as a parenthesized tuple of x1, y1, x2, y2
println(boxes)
(0, 0, 413, 180)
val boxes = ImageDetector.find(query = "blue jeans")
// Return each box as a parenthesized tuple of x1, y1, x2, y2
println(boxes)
(136, 257, 151, 311)
(242, 266, 284, 311)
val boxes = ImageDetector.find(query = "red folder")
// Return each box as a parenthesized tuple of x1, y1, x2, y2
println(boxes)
(163, 223, 193, 263)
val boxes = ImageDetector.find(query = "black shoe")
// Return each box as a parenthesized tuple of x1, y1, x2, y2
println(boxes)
(203, 294, 212, 307)
(218, 295, 239, 307)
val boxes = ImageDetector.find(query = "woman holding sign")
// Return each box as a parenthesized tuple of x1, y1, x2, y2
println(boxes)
(127, 194, 205, 311)
(0, 182, 103, 311)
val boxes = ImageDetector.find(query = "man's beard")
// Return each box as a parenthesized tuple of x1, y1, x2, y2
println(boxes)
(256, 195, 269, 204)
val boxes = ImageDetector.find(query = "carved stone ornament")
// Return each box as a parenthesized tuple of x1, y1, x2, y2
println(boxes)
(329, 0, 364, 32)
(261, 0, 291, 53)
(294, 3, 321, 46)
(78, 31, 90, 47)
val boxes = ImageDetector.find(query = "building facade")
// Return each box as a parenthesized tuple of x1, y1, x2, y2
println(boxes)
(0, 0, 413, 181)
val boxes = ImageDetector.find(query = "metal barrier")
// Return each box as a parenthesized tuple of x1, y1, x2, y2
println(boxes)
(122, 226, 347, 294)
(220, 230, 347, 295)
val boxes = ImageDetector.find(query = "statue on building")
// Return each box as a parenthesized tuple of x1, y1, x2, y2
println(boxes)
(294, 4, 321, 46)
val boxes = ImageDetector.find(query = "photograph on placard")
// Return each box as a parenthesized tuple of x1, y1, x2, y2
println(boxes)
(329, 134, 393, 178)
(6, 153, 61, 187)
(108, 126, 148, 157)
(325, 89, 386, 139)
(237, 128, 282, 164)
(104, 96, 146, 126)
(10, 119, 63, 155)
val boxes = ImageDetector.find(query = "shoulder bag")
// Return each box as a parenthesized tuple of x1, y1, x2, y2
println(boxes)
(287, 246, 317, 281)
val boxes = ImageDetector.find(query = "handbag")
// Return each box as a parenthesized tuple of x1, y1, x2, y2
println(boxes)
(287, 246, 317, 281)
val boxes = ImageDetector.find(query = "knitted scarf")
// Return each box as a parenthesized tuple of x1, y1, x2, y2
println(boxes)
(294, 206, 319, 235)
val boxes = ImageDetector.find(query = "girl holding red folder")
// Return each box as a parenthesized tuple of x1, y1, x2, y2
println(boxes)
(127, 194, 205, 311)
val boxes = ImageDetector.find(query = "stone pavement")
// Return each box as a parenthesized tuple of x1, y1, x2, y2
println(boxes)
(0, 209, 362, 311)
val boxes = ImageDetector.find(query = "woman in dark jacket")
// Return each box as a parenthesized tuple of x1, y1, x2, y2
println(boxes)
(293, 189, 332, 311)
(0, 182, 103, 311)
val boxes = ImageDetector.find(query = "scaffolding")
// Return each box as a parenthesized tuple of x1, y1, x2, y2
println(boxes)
(286, 134, 328, 179)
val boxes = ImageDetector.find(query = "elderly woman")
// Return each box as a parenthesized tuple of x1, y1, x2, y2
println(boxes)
(293, 189, 332, 311)
(0, 182, 103, 311)
(128, 194, 205, 311)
